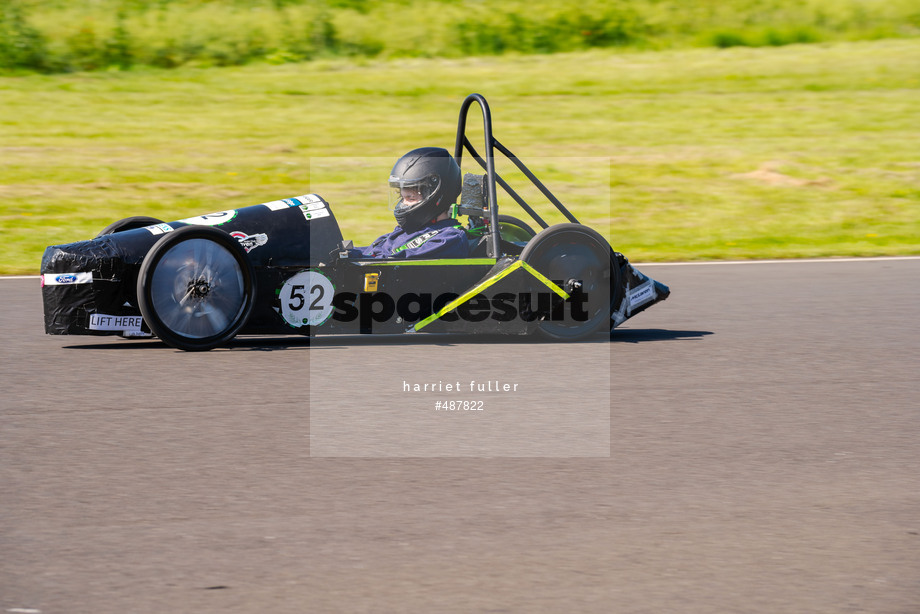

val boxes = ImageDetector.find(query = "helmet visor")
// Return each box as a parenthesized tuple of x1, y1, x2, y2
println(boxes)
(388, 174, 441, 213)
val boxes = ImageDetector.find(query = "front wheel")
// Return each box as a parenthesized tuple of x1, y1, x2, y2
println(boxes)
(519, 223, 620, 341)
(137, 226, 255, 351)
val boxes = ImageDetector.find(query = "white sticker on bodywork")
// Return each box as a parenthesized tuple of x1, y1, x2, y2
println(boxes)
(179, 210, 237, 226)
(262, 199, 292, 211)
(230, 231, 268, 253)
(300, 201, 327, 212)
(300, 205, 330, 221)
(42, 272, 93, 286)
(628, 281, 655, 310)
(278, 270, 335, 327)
(262, 194, 324, 211)
(89, 313, 144, 332)
(146, 223, 174, 236)
(292, 193, 323, 206)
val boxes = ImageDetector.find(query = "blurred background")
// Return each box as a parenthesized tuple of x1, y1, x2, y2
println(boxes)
(1, 0, 918, 272)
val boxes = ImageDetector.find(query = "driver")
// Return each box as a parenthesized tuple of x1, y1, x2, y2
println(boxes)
(350, 147, 469, 259)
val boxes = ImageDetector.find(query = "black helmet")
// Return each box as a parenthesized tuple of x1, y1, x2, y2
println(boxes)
(389, 147, 462, 232)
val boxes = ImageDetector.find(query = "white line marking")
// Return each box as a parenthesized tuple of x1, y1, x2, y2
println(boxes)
(633, 256, 920, 267)
(2, 256, 918, 281)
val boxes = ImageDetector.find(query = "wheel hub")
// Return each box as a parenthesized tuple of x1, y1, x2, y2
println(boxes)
(188, 277, 211, 299)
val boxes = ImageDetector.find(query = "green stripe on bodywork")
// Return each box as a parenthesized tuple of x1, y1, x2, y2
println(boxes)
(353, 259, 496, 266)
(520, 261, 570, 299)
(412, 260, 570, 332)
(414, 260, 526, 331)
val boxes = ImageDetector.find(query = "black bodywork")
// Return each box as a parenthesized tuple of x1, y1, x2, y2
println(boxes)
(41, 94, 669, 350)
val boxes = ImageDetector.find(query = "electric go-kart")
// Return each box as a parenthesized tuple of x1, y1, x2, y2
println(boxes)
(41, 94, 669, 351)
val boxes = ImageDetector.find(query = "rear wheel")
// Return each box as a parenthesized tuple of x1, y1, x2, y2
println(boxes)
(96, 216, 164, 237)
(519, 223, 619, 341)
(137, 226, 255, 351)
(496, 214, 536, 242)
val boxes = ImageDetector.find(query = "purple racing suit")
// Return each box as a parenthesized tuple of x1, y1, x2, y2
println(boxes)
(350, 219, 470, 259)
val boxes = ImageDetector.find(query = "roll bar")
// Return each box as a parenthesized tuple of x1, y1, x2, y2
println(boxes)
(453, 93, 580, 258)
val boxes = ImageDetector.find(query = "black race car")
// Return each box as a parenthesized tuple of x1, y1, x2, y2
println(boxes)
(41, 94, 669, 351)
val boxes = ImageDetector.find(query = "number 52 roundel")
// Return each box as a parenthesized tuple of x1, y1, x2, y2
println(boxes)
(278, 270, 335, 327)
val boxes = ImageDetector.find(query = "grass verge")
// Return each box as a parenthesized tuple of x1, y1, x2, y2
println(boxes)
(3, 0, 919, 73)
(1, 39, 918, 273)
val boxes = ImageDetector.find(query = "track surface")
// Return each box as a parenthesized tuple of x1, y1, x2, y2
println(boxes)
(2, 259, 918, 613)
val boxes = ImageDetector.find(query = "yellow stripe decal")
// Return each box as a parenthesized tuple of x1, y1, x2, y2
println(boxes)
(414, 261, 524, 331)
(520, 261, 570, 299)
(354, 259, 496, 267)
(413, 260, 570, 332)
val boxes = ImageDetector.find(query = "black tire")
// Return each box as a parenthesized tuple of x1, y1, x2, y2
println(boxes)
(137, 226, 255, 351)
(96, 216, 164, 238)
(519, 223, 620, 341)
(496, 214, 537, 242)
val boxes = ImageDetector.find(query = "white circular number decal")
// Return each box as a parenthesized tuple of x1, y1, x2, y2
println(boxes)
(179, 210, 237, 226)
(279, 271, 334, 327)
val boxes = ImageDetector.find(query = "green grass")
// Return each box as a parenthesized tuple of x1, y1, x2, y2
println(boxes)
(3, 0, 920, 73)
(1, 39, 919, 273)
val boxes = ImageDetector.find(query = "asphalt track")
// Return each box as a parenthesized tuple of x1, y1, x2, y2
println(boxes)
(1, 259, 918, 613)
